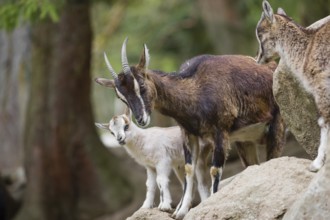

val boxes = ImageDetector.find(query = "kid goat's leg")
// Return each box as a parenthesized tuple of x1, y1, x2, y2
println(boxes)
(141, 167, 157, 209)
(173, 134, 199, 220)
(156, 162, 173, 212)
(210, 130, 229, 193)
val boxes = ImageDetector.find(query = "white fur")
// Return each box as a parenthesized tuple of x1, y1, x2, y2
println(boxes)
(310, 117, 329, 171)
(97, 112, 185, 211)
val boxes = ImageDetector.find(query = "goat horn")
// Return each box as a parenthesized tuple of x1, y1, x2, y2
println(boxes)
(121, 37, 131, 75)
(104, 52, 118, 79)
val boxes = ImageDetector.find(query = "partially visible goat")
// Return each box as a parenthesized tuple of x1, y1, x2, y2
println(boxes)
(95, 38, 285, 219)
(256, 0, 330, 171)
(95, 108, 185, 211)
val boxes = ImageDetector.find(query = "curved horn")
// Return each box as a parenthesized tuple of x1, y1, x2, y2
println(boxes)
(121, 37, 131, 75)
(144, 44, 150, 69)
(104, 52, 118, 79)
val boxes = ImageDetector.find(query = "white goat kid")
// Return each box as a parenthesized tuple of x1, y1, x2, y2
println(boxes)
(256, 0, 330, 171)
(95, 108, 185, 211)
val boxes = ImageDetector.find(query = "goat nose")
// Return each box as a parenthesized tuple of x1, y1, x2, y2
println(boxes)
(117, 135, 123, 141)
(117, 135, 125, 145)
(137, 117, 145, 126)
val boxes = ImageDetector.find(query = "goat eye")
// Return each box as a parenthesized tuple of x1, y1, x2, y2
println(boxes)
(110, 131, 114, 136)
(124, 125, 129, 131)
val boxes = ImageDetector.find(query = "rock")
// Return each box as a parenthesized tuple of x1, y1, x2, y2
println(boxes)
(126, 208, 173, 220)
(283, 145, 330, 219)
(273, 66, 319, 158)
(184, 157, 315, 220)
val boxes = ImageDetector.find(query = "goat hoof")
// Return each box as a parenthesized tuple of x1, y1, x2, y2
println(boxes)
(171, 209, 186, 220)
(308, 160, 324, 172)
(140, 203, 153, 209)
(158, 203, 172, 212)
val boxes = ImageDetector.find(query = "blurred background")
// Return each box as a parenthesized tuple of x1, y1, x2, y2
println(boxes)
(0, 0, 329, 220)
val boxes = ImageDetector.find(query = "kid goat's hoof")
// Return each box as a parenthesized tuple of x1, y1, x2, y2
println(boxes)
(158, 203, 173, 213)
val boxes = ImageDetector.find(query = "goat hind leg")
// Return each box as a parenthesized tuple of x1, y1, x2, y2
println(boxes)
(210, 131, 229, 194)
(266, 109, 286, 160)
(196, 139, 212, 200)
(235, 142, 259, 167)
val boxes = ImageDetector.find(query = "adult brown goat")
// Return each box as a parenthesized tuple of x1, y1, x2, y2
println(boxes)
(95, 38, 285, 219)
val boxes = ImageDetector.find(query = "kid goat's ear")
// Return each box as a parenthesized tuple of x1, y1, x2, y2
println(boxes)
(262, 0, 274, 23)
(94, 78, 115, 88)
(95, 123, 110, 130)
(138, 44, 150, 70)
(124, 106, 132, 119)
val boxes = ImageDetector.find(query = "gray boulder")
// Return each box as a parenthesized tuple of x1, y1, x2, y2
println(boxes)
(273, 66, 319, 158)
(184, 157, 314, 220)
(283, 144, 330, 219)
(127, 157, 315, 220)
(127, 208, 173, 220)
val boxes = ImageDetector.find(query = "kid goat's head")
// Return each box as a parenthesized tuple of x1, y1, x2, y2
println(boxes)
(95, 108, 132, 145)
(95, 38, 152, 127)
(256, 0, 287, 64)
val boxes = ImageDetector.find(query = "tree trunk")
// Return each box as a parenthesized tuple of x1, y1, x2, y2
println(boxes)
(0, 26, 28, 175)
(197, 0, 253, 55)
(15, 1, 133, 220)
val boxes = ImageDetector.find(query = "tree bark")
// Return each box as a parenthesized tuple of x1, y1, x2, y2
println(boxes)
(15, 1, 133, 220)
(0, 26, 28, 175)
(197, 0, 254, 55)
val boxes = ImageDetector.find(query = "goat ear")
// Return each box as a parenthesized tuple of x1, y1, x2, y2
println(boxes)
(277, 8, 286, 16)
(262, 0, 274, 23)
(95, 78, 115, 88)
(95, 123, 110, 130)
(138, 44, 150, 70)
(124, 106, 132, 119)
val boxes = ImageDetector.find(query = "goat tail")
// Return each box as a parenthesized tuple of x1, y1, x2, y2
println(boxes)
(266, 107, 286, 160)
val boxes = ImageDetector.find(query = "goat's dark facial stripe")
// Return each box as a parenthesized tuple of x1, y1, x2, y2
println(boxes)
(114, 73, 149, 125)
(115, 88, 128, 105)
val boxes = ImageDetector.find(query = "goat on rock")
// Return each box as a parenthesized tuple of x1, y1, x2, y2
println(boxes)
(256, 0, 330, 172)
(95, 38, 286, 219)
(95, 108, 185, 212)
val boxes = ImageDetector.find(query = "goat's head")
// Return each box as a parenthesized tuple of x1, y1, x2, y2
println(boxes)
(256, 0, 287, 64)
(95, 38, 153, 127)
(95, 107, 132, 145)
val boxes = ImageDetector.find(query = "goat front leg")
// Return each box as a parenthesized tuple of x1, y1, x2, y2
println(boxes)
(141, 167, 157, 209)
(210, 130, 229, 193)
(173, 134, 199, 220)
(309, 87, 330, 172)
(156, 162, 172, 212)
(309, 117, 329, 172)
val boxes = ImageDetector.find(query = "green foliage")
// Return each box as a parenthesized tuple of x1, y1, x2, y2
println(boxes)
(0, 0, 62, 30)
(91, 0, 330, 123)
